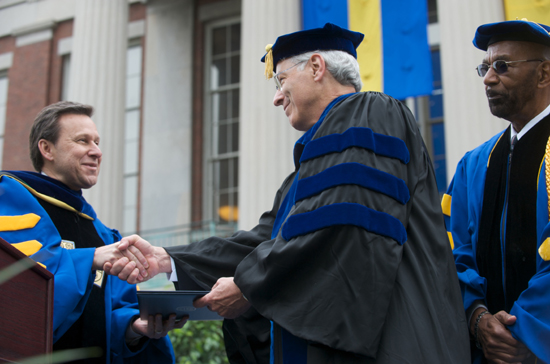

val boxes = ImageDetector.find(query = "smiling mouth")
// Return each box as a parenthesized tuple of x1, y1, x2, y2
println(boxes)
(283, 99, 291, 113)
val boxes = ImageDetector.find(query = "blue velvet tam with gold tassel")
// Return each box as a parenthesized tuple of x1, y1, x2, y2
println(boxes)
(473, 18, 550, 51)
(261, 22, 364, 79)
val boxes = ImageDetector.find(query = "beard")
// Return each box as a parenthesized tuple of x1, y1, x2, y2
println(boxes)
(487, 91, 515, 119)
(486, 75, 537, 121)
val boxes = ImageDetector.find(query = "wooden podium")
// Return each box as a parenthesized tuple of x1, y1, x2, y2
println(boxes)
(0, 237, 53, 363)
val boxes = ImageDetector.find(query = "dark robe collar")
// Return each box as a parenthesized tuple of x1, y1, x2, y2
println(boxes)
(1, 170, 86, 213)
(292, 93, 356, 170)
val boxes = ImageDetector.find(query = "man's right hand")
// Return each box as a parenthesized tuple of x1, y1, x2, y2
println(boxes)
(103, 234, 172, 284)
(474, 309, 532, 364)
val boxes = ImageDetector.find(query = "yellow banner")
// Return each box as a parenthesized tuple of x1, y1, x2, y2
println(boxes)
(349, 0, 383, 92)
(504, 0, 550, 23)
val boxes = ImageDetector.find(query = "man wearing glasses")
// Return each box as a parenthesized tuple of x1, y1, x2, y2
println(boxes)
(107, 23, 469, 363)
(444, 20, 550, 364)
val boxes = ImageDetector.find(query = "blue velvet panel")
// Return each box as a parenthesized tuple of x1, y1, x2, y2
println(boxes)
(295, 162, 410, 204)
(299, 127, 410, 165)
(282, 202, 407, 245)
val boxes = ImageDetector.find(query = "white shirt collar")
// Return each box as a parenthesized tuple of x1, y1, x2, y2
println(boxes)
(511, 102, 550, 141)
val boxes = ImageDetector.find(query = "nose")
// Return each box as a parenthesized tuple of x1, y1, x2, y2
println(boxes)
(483, 66, 499, 86)
(273, 89, 284, 106)
(89, 142, 102, 159)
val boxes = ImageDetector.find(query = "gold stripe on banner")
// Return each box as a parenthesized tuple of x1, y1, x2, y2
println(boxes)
(349, 0, 383, 92)
(12, 240, 43, 256)
(0, 213, 41, 232)
(504, 0, 550, 22)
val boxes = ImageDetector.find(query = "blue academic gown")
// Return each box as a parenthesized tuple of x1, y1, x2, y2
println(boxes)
(0, 171, 175, 364)
(444, 130, 550, 363)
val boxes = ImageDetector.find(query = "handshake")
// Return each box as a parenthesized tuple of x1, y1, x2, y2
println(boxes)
(92, 235, 169, 284)
(92, 235, 252, 319)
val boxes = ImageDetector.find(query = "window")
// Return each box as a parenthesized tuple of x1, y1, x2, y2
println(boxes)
(428, 49, 446, 193)
(412, 48, 446, 193)
(204, 19, 241, 223)
(122, 43, 143, 234)
(427, 0, 438, 24)
(61, 54, 71, 101)
(0, 72, 8, 170)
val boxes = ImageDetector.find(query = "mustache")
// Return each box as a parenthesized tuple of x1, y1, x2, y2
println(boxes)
(486, 89, 505, 98)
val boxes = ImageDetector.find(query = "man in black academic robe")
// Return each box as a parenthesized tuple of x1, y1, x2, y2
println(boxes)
(108, 23, 470, 364)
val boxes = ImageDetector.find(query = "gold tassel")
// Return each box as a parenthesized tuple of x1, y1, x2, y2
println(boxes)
(264, 44, 274, 80)
(518, 17, 550, 36)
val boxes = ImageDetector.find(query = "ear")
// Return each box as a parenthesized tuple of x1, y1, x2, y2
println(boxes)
(38, 139, 55, 162)
(309, 53, 327, 81)
(538, 60, 550, 88)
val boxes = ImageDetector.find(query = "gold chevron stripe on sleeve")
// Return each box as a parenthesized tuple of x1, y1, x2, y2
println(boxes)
(0, 214, 41, 232)
(441, 194, 452, 217)
(12, 240, 43, 256)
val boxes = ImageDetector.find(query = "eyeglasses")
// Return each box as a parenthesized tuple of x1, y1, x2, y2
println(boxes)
(476, 59, 543, 77)
(274, 61, 306, 91)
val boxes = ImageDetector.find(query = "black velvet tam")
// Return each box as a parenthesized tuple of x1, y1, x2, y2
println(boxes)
(261, 22, 364, 71)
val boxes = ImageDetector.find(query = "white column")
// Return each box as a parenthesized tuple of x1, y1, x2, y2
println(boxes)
(140, 0, 194, 231)
(438, 0, 508, 182)
(239, 0, 303, 230)
(68, 0, 128, 228)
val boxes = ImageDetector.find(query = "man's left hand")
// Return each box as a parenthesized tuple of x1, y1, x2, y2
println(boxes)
(193, 277, 251, 319)
(476, 310, 531, 363)
(132, 313, 188, 340)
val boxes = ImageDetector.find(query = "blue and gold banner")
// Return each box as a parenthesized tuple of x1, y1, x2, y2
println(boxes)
(302, 0, 433, 100)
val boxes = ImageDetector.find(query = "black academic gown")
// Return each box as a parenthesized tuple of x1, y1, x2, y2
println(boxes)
(166, 92, 470, 363)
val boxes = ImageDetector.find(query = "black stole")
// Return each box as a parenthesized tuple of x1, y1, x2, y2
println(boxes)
(477, 117, 550, 314)
(40, 200, 108, 364)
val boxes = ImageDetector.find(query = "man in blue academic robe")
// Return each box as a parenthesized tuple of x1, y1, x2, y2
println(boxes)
(0, 101, 183, 363)
(444, 20, 550, 364)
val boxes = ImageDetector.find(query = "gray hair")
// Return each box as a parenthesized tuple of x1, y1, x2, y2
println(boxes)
(29, 101, 94, 171)
(289, 50, 363, 92)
